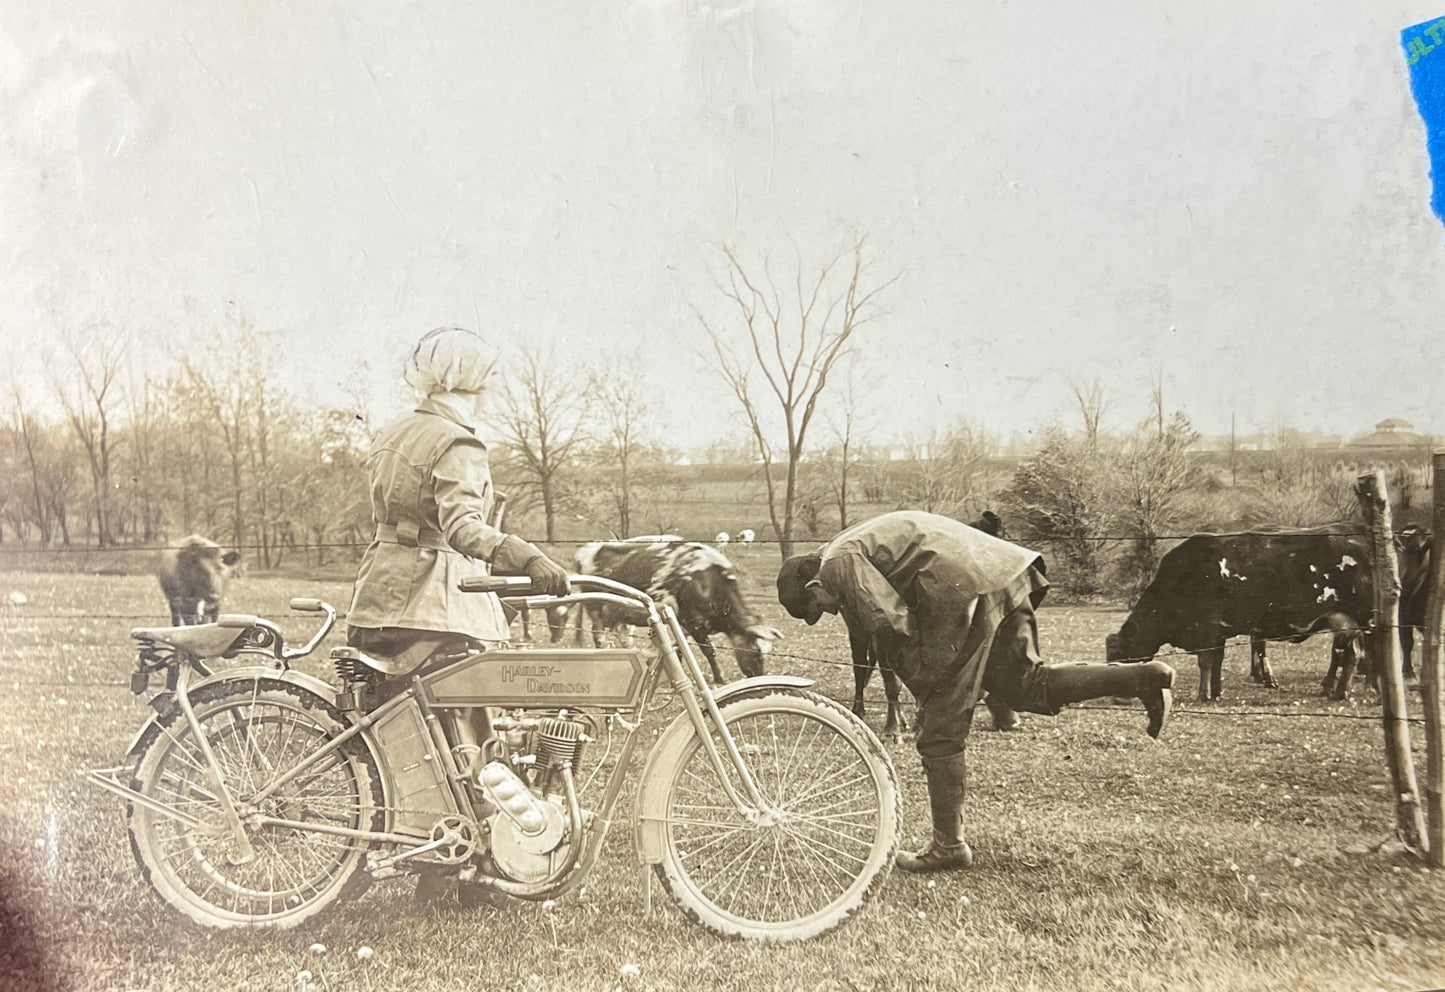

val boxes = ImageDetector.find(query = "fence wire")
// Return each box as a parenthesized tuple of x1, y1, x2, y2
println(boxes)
(0, 527, 1406, 554)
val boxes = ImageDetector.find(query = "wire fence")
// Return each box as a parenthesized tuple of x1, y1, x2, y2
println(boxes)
(0, 528, 1400, 554)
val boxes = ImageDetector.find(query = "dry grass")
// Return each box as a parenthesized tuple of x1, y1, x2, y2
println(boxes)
(2, 560, 1444, 992)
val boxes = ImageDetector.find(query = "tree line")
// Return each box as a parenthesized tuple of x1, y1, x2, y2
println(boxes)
(4, 237, 1423, 602)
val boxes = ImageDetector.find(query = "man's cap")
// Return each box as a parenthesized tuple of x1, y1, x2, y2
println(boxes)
(776, 553, 822, 619)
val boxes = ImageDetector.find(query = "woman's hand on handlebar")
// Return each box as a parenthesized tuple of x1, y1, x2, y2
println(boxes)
(523, 555, 571, 597)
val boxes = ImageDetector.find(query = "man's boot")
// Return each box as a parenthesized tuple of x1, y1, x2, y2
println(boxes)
(1041, 661, 1175, 738)
(896, 751, 974, 873)
(984, 696, 1022, 732)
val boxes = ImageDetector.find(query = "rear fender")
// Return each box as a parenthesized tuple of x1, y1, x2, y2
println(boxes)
(633, 674, 813, 864)
(125, 666, 339, 756)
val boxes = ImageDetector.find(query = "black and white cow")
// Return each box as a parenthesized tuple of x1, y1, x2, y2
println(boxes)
(156, 535, 242, 626)
(575, 537, 782, 682)
(1106, 523, 1432, 701)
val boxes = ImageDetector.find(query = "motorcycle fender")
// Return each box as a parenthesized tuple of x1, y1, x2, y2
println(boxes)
(633, 675, 814, 865)
(125, 667, 340, 756)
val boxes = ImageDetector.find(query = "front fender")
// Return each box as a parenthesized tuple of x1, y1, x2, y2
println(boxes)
(633, 675, 814, 865)
(125, 666, 339, 756)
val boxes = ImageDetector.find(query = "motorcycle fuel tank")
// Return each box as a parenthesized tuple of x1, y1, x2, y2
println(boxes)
(417, 649, 646, 709)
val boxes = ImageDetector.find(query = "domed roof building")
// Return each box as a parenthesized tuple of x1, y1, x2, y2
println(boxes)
(1343, 419, 1427, 450)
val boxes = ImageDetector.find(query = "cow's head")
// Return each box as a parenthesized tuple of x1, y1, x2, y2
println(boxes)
(726, 625, 784, 678)
(161, 536, 243, 624)
(1105, 619, 1142, 663)
(658, 544, 781, 677)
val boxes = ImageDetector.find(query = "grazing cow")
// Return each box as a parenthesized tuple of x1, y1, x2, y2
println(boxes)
(575, 538, 782, 682)
(715, 532, 730, 545)
(1105, 523, 1432, 702)
(156, 535, 242, 626)
(738, 529, 755, 544)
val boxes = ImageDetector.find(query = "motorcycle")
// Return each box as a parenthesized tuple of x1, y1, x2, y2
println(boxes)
(86, 573, 901, 941)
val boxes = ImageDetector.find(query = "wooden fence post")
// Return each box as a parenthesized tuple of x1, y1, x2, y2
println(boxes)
(1425, 454, 1445, 867)
(1354, 470, 1427, 854)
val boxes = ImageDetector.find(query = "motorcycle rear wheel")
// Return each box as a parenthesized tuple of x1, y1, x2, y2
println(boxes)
(128, 682, 382, 929)
(651, 689, 900, 940)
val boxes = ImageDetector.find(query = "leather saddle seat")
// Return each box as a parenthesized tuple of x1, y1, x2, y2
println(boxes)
(130, 615, 260, 658)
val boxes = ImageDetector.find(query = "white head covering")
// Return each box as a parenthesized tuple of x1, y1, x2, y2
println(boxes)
(403, 326, 501, 396)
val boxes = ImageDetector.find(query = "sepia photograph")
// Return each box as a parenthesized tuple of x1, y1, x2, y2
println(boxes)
(3, 2, 1445, 990)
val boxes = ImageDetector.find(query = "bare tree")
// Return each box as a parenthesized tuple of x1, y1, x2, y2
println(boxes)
(697, 238, 897, 557)
(1071, 377, 1109, 452)
(49, 330, 127, 546)
(488, 345, 591, 543)
(590, 358, 656, 538)
(816, 360, 872, 531)
(1150, 364, 1166, 438)
(901, 422, 993, 519)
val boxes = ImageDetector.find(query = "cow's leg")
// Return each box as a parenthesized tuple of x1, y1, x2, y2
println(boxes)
(1401, 626, 1418, 681)
(1321, 639, 1343, 697)
(1331, 633, 1362, 701)
(848, 628, 873, 719)
(1249, 637, 1278, 688)
(547, 606, 569, 644)
(692, 633, 726, 684)
(880, 664, 909, 739)
(1195, 646, 1224, 702)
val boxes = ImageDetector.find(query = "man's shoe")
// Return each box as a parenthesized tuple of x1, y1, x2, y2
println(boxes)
(897, 837, 974, 873)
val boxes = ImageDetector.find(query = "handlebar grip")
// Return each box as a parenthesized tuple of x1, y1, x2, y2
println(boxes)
(458, 575, 536, 594)
(289, 598, 326, 612)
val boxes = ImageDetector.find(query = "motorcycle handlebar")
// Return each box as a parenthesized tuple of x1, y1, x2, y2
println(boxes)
(458, 575, 537, 594)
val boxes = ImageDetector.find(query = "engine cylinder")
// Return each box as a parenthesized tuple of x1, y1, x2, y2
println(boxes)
(536, 717, 584, 774)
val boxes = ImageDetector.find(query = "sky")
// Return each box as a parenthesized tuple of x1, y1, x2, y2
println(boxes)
(4, 0, 1445, 450)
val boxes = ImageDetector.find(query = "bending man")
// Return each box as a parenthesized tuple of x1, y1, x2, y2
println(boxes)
(776, 510, 1174, 874)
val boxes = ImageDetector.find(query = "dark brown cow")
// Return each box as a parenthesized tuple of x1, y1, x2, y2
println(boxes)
(156, 535, 242, 626)
(574, 537, 781, 683)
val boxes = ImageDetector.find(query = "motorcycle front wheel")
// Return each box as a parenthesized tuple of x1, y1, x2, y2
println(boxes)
(651, 689, 900, 940)
(128, 682, 382, 929)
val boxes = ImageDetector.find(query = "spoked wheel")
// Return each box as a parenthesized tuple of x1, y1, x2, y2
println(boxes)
(128, 683, 382, 928)
(652, 689, 900, 940)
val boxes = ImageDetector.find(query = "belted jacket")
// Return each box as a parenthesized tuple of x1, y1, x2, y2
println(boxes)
(346, 397, 536, 642)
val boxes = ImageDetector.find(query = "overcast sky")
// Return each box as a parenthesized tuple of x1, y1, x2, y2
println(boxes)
(4, 1, 1444, 449)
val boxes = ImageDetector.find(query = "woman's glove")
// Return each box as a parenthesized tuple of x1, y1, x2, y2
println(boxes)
(493, 535, 571, 597)
(524, 554, 571, 597)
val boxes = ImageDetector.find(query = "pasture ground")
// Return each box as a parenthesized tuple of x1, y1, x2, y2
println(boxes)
(2, 553, 1444, 992)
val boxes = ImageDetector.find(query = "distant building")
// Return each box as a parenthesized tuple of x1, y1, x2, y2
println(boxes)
(1343, 419, 1427, 450)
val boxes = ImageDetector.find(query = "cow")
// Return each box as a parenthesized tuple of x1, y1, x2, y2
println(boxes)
(574, 537, 782, 682)
(715, 532, 730, 545)
(847, 510, 1018, 734)
(156, 535, 242, 626)
(738, 529, 756, 544)
(1105, 523, 1432, 702)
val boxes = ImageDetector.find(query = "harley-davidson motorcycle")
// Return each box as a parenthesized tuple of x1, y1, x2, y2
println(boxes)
(86, 574, 901, 941)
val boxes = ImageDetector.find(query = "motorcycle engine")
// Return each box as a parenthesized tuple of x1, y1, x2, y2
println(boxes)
(485, 714, 591, 883)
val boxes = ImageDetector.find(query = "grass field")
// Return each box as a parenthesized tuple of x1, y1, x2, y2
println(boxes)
(2, 552, 1444, 992)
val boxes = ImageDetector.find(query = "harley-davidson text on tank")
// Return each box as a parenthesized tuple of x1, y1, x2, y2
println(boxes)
(418, 649, 646, 708)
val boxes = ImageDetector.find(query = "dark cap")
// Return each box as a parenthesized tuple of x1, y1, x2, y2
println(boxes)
(776, 553, 823, 619)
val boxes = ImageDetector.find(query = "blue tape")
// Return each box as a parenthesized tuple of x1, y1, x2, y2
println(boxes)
(1403, 16, 1445, 226)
